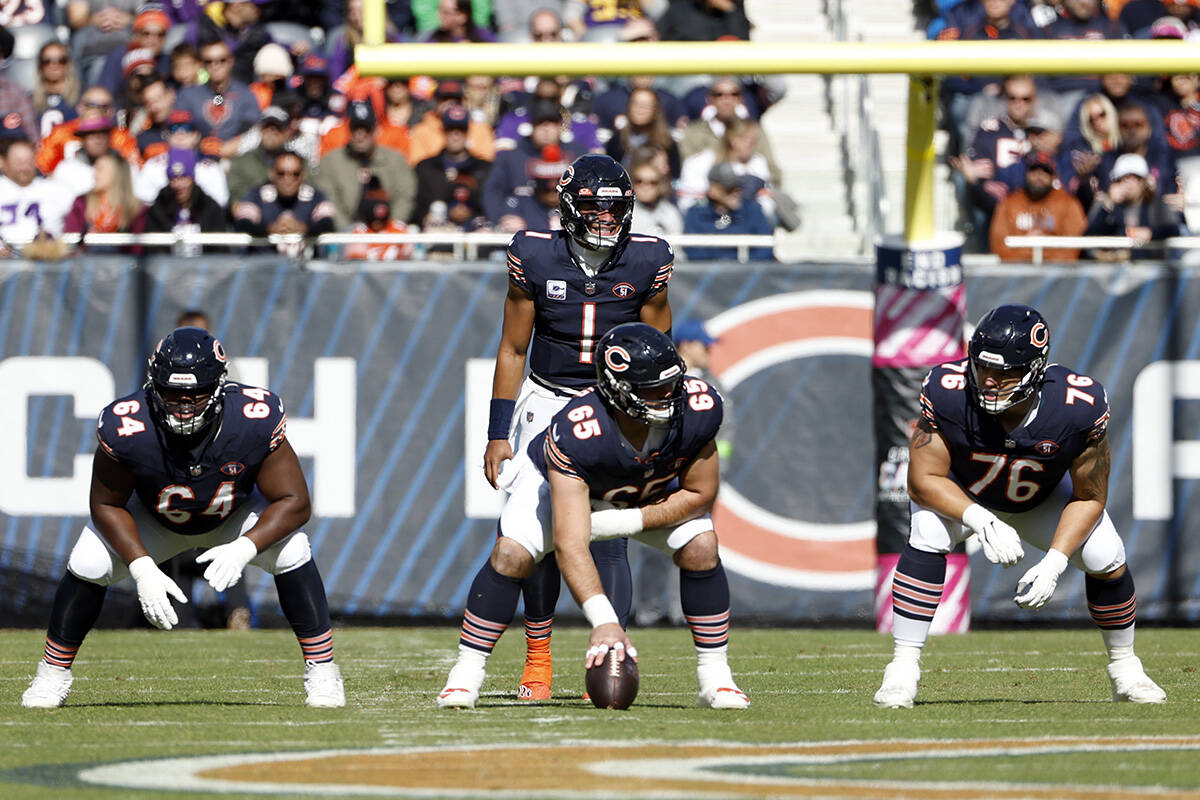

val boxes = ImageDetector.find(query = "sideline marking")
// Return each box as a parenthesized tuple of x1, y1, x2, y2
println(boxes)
(75, 736, 1200, 799)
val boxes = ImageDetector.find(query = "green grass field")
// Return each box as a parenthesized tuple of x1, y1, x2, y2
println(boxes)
(0, 626, 1196, 799)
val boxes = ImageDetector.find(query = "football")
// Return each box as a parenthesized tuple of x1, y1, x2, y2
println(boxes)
(585, 648, 639, 710)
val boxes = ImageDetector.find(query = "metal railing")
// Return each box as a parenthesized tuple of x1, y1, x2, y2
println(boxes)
(1002, 235, 1166, 264)
(4, 231, 779, 264)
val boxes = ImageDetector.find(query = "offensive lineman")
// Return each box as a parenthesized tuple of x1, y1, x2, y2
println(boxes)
(484, 153, 673, 700)
(874, 305, 1166, 708)
(20, 328, 345, 708)
(441, 323, 748, 709)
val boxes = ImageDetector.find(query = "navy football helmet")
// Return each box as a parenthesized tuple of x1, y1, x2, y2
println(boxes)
(558, 154, 634, 251)
(595, 322, 686, 426)
(967, 305, 1051, 414)
(145, 327, 229, 436)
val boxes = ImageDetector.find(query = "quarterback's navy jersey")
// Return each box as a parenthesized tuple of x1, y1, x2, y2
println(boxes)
(95, 381, 288, 535)
(530, 378, 722, 505)
(920, 361, 1109, 513)
(506, 229, 673, 389)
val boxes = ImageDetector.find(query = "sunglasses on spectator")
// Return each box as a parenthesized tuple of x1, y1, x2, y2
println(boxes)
(1005, 94, 1035, 102)
(274, 169, 303, 177)
(711, 90, 740, 97)
(1089, 110, 1107, 121)
(532, 30, 560, 40)
(203, 55, 232, 65)
(40, 55, 68, 65)
(138, 28, 167, 38)
(81, 99, 113, 110)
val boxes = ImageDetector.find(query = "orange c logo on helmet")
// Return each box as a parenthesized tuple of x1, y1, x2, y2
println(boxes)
(1029, 322, 1049, 348)
(604, 345, 631, 372)
(213, 340, 227, 363)
(558, 166, 573, 187)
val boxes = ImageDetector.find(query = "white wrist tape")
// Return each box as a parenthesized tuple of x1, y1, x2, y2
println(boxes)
(581, 594, 620, 628)
(128, 555, 158, 582)
(961, 502, 995, 531)
(589, 507, 643, 539)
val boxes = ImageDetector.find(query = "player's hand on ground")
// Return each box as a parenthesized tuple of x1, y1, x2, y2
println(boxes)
(196, 536, 257, 593)
(1014, 549, 1070, 609)
(483, 438, 513, 489)
(127, 556, 188, 630)
(962, 504, 1024, 567)
(586, 623, 638, 668)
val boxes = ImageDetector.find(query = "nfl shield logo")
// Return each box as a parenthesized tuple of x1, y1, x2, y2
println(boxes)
(584, 282, 597, 295)
(547, 280, 567, 300)
(526, 411, 534, 423)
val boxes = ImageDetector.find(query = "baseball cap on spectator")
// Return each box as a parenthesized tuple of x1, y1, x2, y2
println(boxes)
(1111, 153, 1150, 180)
(530, 144, 567, 183)
(442, 104, 470, 130)
(707, 161, 741, 190)
(356, 186, 391, 225)
(348, 99, 376, 129)
(122, 48, 157, 78)
(167, 147, 196, 179)
(1150, 16, 1188, 39)
(299, 53, 329, 76)
(435, 80, 464, 99)
(167, 109, 196, 131)
(530, 98, 561, 124)
(76, 116, 115, 135)
(260, 105, 291, 127)
(1026, 108, 1061, 133)
(133, 7, 170, 31)
(674, 319, 717, 346)
(253, 43, 293, 78)
(1025, 150, 1056, 173)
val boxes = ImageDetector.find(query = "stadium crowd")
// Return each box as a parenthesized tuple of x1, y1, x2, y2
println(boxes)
(926, 0, 1200, 260)
(0, 0, 792, 261)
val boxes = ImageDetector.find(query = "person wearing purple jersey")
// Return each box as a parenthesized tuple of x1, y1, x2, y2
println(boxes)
(441, 323, 748, 710)
(482, 154, 674, 702)
(874, 305, 1166, 709)
(20, 328, 344, 709)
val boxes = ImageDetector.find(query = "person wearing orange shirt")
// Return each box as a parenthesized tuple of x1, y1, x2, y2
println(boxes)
(990, 151, 1088, 262)
(406, 79, 495, 166)
(344, 184, 414, 261)
(36, 86, 139, 175)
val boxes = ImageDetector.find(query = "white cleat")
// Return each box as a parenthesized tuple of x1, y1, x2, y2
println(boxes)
(303, 661, 345, 708)
(697, 664, 749, 709)
(21, 662, 73, 709)
(1108, 656, 1166, 704)
(873, 659, 920, 709)
(436, 661, 486, 709)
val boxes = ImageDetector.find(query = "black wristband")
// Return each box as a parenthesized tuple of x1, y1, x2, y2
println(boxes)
(488, 398, 515, 440)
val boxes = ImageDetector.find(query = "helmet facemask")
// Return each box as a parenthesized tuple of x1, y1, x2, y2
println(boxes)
(968, 351, 1046, 414)
(561, 193, 633, 250)
(148, 375, 226, 436)
(598, 363, 685, 427)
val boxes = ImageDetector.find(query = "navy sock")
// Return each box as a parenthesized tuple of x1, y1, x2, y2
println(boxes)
(520, 552, 561, 625)
(43, 572, 107, 668)
(891, 545, 946, 624)
(592, 537, 632, 629)
(459, 560, 523, 654)
(275, 561, 334, 663)
(1086, 570, 1136, 630)
(680, 560, 731, 649)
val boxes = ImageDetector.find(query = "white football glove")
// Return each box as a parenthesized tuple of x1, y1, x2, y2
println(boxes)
(589, 507, 643, 540)
(127, 555, 188, 630)
(195, 536, 258, 593)
(962, 503, 1024, 567)
(1014, 549, 1070, 609)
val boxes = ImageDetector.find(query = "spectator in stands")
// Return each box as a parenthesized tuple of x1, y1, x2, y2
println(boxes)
(657, 0, 752, 41)
(422, 0, 498, 42)
(63, 151, 147, 240)
(169, 42, 201, 89)
(0, 139, 71, 251)
(1163, 72, 1200, 229)
(492, 0, 557, 40)
(413, 105, 493, 229)
(201, 0, 272, 86)
(493, 148, 568, 232)
(344, 183, 415, 261)
(113, 48, 159, 124)
(679, 75, 782, 186)
(320, 77, 413, 159)
(294, 54, 345, 156)
(0, 30, 40, 144)
(32, 42, 80, 141)
(606, 87, 681, 176)
(990, 107, 1065, 199)
(407, 79, 496, 165)
(66, 0, 140, 84)
(232, 150, 337, 243)
(563, 0, 648, 40)
(134, 77, 177, 159)
(249, 43, 294, 111)
(679, 117, 797, 228)
(465, 74, 503, 127)
(1098, 100, 1177, 195)
(989, 150, 1088, 262)
(1059, 92, 1121, 199)
(1121, 0, 1200, 36)
(482, 99, 585, 224)
(96, 7, 170, 97)
(144, 148, 228, 249)
(227, 106, 301, 207)
(175, 38, 261, 155)
(630, 155, 684, 239)
(682, 161, 773, 261)
(1085, 152, 1187, 258)
(593, 18, 687, 132)
(326, 0, 405, 81)
(134, 110, 228, 206)
(314, 99, 417, 229)
(52, 114, 117, 198)
(36, 86, 139, 174)
(1044, 0, 1128, 107)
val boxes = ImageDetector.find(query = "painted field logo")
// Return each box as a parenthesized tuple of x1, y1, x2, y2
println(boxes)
(706, 290, 876, 591)
(74, 737, 1200, 799)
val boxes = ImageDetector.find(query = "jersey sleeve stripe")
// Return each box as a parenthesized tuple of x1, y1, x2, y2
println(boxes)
(96, 430, 115, 456)
(544, 436, 580, 478)
(269, 414, 287, 451)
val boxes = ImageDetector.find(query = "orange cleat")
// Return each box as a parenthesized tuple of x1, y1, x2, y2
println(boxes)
(518, 639, 552, 700)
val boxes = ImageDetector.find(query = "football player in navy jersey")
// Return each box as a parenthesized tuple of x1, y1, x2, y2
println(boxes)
(20, 328, 345, 709)
(442, 323, 748, 709)
(484, 154, 674, 701)
(874, 305, 1166, 709)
